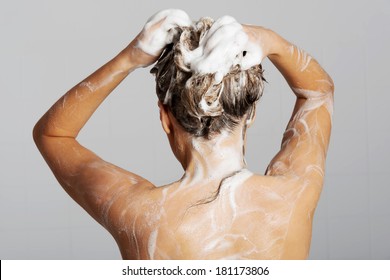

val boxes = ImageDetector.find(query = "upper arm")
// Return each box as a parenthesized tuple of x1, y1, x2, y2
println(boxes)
(34, 135, 153, 229)
(266, 87, 334, 185)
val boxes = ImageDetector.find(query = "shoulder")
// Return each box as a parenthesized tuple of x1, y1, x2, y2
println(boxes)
(102, 179, 160, 229)
(241, 172, 323, 210)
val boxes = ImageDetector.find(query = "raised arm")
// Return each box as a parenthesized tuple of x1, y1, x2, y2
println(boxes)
(244, 25, 334, 183)
(33, 9, 192, 230)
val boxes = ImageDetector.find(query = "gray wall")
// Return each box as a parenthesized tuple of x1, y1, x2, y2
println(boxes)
(1, 0, 389, 259)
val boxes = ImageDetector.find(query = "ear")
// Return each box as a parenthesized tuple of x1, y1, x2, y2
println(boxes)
(158, 101, 172, 134)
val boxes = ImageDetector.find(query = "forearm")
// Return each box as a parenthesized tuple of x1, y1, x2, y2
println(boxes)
(33, 45, 138, 140)
(33, 9, 191, 143)
(265, 29, 334, 95)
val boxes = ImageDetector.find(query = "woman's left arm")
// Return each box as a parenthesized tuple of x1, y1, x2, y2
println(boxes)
(33, 9, 191, 229)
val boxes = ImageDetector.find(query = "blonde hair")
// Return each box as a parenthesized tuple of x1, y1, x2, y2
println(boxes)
(151, 17, 265, 138)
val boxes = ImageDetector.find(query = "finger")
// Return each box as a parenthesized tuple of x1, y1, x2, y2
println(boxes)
(138, 9, 192, 56)
(189, 16, 248, 78)
(241, 42, 264, 70)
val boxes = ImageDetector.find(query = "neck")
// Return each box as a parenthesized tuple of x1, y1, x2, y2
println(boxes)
(181, 127, 247, 184)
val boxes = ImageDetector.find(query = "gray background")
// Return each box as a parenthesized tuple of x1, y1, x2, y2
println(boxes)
(1, 0, 389, 259)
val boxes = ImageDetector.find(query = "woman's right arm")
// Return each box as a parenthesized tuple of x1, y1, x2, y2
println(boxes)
(244, 25, 334, 185)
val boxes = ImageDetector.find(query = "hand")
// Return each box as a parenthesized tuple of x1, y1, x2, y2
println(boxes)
(184, 15, 249, 83)
(129, 9, 192, 68)
(241, 25, 274, 68)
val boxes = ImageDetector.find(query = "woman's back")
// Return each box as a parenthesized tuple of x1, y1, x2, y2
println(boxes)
(113, 170, 319, 259)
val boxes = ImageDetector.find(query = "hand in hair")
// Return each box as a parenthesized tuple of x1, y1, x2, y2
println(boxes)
(130, 9, 192, 68)
(241, 25, 274, 69)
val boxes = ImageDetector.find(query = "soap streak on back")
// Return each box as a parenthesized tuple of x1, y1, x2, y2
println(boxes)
(113, 169, 312, 260)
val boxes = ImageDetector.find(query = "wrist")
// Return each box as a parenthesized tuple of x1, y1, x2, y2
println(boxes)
(255, 27, 281, 58)
(243, 25, 276, 60)
(116, 44, 140, 72)
(266, 29, 290, 59)
(120, 37, 160, 69)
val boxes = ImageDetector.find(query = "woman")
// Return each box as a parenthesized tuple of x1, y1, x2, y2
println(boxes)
(33, 9, 334, 259)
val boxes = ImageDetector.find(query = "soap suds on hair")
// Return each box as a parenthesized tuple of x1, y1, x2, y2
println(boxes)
(182, 16, 247, 84)
(136, 9, 192, 56)
(151, 15, 265, 138)
(181, 15, 262, 84)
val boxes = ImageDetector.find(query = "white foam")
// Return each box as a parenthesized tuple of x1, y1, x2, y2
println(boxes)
(225, 169, 253, 219)
(79, 81, 97, 92)
(288, 45, 313, 72)
(292, 87, 334, 118)
(190, 130, 245, 182)
(137, 9, 192, 56)
(182, 15, 262, 84)
(148, 229, 158, 259)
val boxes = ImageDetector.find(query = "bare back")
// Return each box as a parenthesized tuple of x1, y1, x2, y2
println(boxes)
(108, 169, 319, 259)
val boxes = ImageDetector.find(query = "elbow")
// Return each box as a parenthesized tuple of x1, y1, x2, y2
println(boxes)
(32, 117, 49, 147)
(33, 118, 77, 145)
(327, 76, 335, 94)
(32, 120, 43, 146)
(323, 72, 335, 94)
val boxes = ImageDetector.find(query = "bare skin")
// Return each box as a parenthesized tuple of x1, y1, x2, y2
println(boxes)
(33, 12, 334, 259)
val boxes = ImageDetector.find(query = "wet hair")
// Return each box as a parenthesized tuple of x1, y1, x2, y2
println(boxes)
(151, 17, 265, 139)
